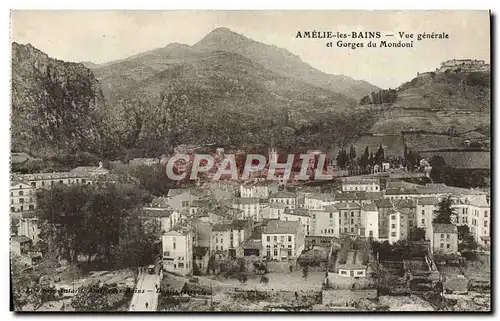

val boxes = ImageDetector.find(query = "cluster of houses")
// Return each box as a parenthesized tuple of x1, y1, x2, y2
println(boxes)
(9, 162, 111, 266)
(149, 175, 490, 277)
(9, 158, 490, 278)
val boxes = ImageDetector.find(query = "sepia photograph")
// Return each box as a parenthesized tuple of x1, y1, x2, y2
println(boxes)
(8, 10, 491, 312)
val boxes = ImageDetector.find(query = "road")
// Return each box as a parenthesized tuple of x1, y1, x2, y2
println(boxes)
(129, 267, 160, 312)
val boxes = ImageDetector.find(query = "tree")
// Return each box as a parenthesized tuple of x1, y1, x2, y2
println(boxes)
(36, 183, 148, 265)
(375, 144, 385, 165)
(433, 196, 455, 224)
(410, 227, 426, 241)
(359, 146, 370, 169)
(457, 225, 478, 252)
(349, 145, 356, 161)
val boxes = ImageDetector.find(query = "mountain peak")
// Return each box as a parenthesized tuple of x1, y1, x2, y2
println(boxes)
(195, 27, 248, 48)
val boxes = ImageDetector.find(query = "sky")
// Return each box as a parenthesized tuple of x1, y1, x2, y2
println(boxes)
(10, 10, 490, 89)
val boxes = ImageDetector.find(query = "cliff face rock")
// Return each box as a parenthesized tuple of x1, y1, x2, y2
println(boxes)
(11, 43, 106, 154)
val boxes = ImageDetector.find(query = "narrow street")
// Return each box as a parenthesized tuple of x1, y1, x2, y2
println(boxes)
(129, 267, 160, 312)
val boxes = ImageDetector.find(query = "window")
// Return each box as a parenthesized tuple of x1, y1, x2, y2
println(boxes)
(274, 249, 278, 256)
(484, 221, 488, 227)
(351, 219, 354, 224)
(19, 191, 24, 196)
(369, 231, 373, 237)
(440, 234, 444, 240)
(281, 236, 284, 243)
(19, 198, 24, 203)
(391, 224, 396, 229)
(341, 270, 347, 275)
(485, 211, 488, 217)
(274, 236, 277, 242)
(391, 232, 396, 237)
(164, 251, 170, 256)
(350, 228, 354, 233)
(288, 236, 292, 242)
(357, 271, 364, 275)
(391, 215, 396, 220)
(10, 199, 13, 204)
(173, 238, 176, 250)
(344, 227, 348, 233)
(440, 243, 444, 248)
(446, 244, 450, 249)
(267, 236, 270, 242)
(422, 219, 425, 224)
(446, 234, 450, 240)
(421, 210, 425, 215)
(351, 212, 354, 217)
(329, 213, 333, 219)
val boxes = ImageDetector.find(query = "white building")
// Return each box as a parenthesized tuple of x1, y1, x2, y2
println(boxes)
(416, 197, 439, 241)
(280, 208, 311, 235)
(266, 202, 286, 219)
(10, 181, 37, 214)
(310, 206, 340, 237)
(361, 204, 379, 239)
(141, 208, 181, 233)
(162, 230, 193, 276)
(18, 212, 40, 244)
(232, 197, 262, 221)
(269, 191, 296, 209)
(304, 193, 336, 210)
(262, 220, 305, 261)
(388, 209, 402, 244)
(211, 220, 253, 256)
(342, 178, 380, 192)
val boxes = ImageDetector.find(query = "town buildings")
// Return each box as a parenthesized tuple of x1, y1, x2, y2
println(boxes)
(162, 230, 193, 276)
(342, 178, 380, 192)
(431, 223, 459, 254)
(261, 220, 305, 261)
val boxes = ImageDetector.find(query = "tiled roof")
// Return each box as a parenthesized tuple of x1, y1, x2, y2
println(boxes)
(283, 208, 310, 217)
(338, 263, 366, 270)
(374, 199, 394, 208)
(433, 223, 458, 234)
(263, 220, 300, 234)
(212, 220, 250, 232)
(334, 202, 361, 210)
(141, 208, 176, 218)
(418, 197, 440, 206)
(270, 203, 286, 209)
(233, 197, 260, 205)
(343, 177, 378, 184)
(11, 235, 31, 243)
(362, 204, 378, 211)
(164, 230, 185, 237)
(270, 191, 296, 199)
(393, 199, 416, 209)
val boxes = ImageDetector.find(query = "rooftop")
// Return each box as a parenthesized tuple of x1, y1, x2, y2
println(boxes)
(343, 177, 379, 185)
(283, 208, 310, 217)
(270, 191, 296, 199)
(361, 204, 378, 211)
(418, 197, 440, 206)
(141, 208, 176, 218)
(335, 202, 361, 210)
(233, 197, 260, 205)
(263, 220, 301, 234)
(374, 199, 394, 208)
(212, 220, 250, 232)
(433, 223, 458, 234)
(11, 235, 31, 243)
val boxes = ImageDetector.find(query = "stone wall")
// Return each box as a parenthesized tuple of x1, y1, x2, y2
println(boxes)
(322, 289, 377, 305)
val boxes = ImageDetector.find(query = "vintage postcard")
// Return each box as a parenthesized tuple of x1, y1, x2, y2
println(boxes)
(9, 10, 491, 312)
